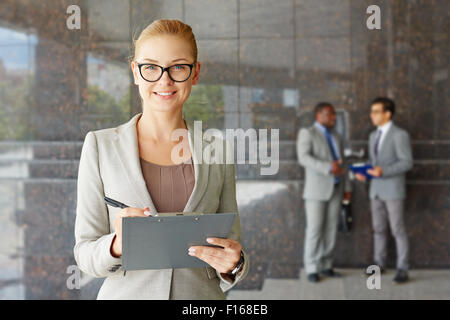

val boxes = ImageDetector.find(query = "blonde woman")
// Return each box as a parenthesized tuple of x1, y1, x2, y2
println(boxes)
(74, 19, 249, 299)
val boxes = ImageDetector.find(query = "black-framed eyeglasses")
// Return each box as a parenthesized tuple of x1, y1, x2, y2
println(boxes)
(137, 62, 195, 82)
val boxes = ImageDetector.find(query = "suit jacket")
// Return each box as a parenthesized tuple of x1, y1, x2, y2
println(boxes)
(368, 123, 413, 200)
(296, 125, 352, 201)
(73, 113, 249, 300)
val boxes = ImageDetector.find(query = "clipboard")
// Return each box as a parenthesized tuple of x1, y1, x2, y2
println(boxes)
(122, 212, 237, 271)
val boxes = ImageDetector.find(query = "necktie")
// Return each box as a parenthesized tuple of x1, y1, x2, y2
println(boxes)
(325, 129, 339, 161)
(374, 130, 382, 157)
(325, 129, 340, 184)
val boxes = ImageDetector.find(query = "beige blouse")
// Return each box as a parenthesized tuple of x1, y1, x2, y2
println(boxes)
(139, 157, 195, 213)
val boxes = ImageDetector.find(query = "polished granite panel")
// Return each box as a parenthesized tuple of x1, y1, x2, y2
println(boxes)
(21, 181, 76, 255)
(349, 0, 449, 141)
(237, 108, 299, 140)
(130, 0, 183, 34)
(234, 181, 300, 289)
(239, 38, 296, 88)
(87, 0, 130, 42)
(24, 255, 79, 300)
(33, 36, 86, 140)
(240, 0, 294, 38)
(0, 0, 448, 299)
(28, 161, 79, 179)
(185, 0, 238, 39)
(295, 0, 351, 38)
(196, 39, 239, 85)
(31, 143, 82, 160)
(296, 38, 352, 74)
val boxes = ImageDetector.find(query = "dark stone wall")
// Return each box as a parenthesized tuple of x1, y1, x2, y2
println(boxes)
(0, 0, 447, 298)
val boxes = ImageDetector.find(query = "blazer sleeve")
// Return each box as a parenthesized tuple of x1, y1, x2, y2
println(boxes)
(215, 140, 249, 292)
(297, 128, 332, 175)
(73, 131, 123, 278)
(380, 130, 413, 178)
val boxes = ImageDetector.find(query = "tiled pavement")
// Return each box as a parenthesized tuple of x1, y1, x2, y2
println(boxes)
(227, 269, 450, 300)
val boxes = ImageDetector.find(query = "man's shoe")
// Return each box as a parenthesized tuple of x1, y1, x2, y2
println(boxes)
(307, 273, 320, 283)
(393, 269, 409, 283)
(365, 263, 385, 275)
(320, 269, 341, 278)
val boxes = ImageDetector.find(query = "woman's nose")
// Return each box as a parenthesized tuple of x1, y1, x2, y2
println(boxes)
(158, 69, 175, 85)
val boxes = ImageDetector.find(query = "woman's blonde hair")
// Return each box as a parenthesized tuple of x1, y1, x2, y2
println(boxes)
(130, 19, 198, 64)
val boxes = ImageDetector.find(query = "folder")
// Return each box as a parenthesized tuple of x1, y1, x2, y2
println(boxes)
(348, 163, 374, 179)
(122, 212, 236, 271)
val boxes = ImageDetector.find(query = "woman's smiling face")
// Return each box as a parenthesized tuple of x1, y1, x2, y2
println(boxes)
(131, 34, 200, 113)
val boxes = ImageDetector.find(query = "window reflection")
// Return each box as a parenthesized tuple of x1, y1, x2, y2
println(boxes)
(86, 53, 130, 127)
(0, 27, 37, 140)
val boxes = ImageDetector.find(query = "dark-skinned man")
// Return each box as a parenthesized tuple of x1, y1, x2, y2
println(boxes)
(355, 97, 413, 283)
(297, 102, 352, 283)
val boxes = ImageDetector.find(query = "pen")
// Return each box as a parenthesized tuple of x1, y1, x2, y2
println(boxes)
(104, 196, 129, 209)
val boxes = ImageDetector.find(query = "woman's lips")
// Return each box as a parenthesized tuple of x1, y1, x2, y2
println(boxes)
(153, 91, 177, 100)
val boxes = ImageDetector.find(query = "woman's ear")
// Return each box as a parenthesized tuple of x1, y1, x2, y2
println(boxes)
(131, 61, 139, 85)
(191, 61, 201, 86)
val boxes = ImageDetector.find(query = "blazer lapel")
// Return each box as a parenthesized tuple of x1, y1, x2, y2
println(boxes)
(377, 124, 394, 159)
(314, 126, 343, 160)
(312, 125, 332, 161)
(111, 113, 157, 212)
(111, 113, 210, 214)
(331, 131, 341, 158)
(183, 120, 210, 212)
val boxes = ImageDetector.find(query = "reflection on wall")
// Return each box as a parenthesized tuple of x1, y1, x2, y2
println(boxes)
(0, 27, 37, 140)
(184, 84, 225, 130)
(85, 54, 130, 128)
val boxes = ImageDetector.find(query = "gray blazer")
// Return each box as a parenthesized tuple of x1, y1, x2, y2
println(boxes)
(296, 125, 352, 201)
(368, 123, 413, 200)
(74, 113, 249, 300)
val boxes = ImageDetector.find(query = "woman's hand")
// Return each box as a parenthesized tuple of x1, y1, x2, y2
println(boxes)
(188, 237, 242, 276)
(110, 206, 151, 257)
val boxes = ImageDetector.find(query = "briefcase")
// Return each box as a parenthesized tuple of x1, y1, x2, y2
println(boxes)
(338, 201, 353, 233)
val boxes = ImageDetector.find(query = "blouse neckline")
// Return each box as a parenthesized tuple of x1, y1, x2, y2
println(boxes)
(139, 156, 193, 167)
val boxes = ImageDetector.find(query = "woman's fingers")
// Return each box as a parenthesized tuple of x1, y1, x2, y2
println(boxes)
(206, 237, 240, 251)
(188, 247, 234, 273)
(119, 207, 150, 218)
(189, 238, 242, 273)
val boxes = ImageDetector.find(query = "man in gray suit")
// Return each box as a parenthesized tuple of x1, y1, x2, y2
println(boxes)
(297, 102, 352, 283)
(355, 97, 413, 283)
